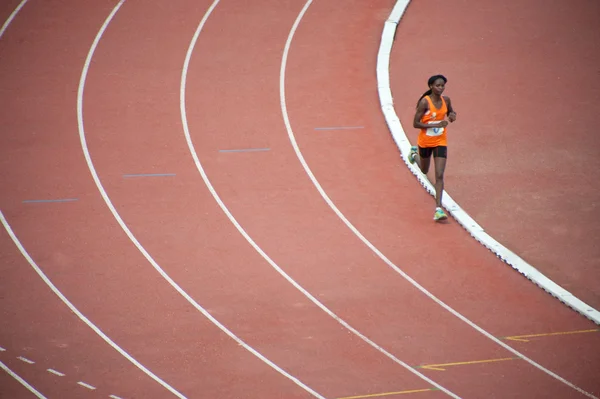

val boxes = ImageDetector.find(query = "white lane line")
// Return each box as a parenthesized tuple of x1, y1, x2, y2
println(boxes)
(0, 0, 29, 39)
(0, 211, 184, 397)
(181, 0, 458, 397)
(0, 360, 47, 399)
(77, 1, 324, 398)
(74, 1, 187, 398)
(0, 347, 6, 352)
(281, 1, 598, 399)
(378, 1, 599, 398)
(0, 1, 182, 398)
(47, 368, 65, 377)
(110, 395, 124, 399)
(380, 9, 600, 326)
(77, 381, 97, 390)
(17, 356, 35, 364)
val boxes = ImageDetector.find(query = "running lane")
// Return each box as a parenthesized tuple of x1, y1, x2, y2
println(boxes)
(0, 1, 188, 397)
(390, 0, 600, 310)
(0, 0, 24, 30)
(82, 0, 449, 397)
(0, 1, 308, 398)
(287, 0, 598, 397)
(0, 362, 44, 399)
(0, 225, 170, 399)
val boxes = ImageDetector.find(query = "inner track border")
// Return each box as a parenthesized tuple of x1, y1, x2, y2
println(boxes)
(375, 0, 600, 325)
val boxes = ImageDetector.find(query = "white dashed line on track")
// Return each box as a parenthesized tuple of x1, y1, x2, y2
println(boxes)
(77, 381, 97, 390)
(47, 368, 65, 377)
(2, 346, 127, 397)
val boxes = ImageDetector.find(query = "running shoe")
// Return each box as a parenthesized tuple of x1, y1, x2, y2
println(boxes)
(408, 146, 417, 164)
(433, 207, 447, 221)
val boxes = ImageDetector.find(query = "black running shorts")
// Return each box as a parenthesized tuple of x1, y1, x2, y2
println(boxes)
(418, 145, 447, 159)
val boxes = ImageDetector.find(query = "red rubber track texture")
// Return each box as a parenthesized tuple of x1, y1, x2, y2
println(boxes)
(0, 2, 196, 398)
(1, 1, 598, 399)
(81, 0, 453, 397)
(83, 0, 596, 398)
(182, 0, 596, 398)
(0, 360, 46, 399)
(0, 0, 25, 35)
(284, 0, 600, 398)
(390, 0, 600, 311)
(0, 226, 177, 399)
(0, 1, 316, 398)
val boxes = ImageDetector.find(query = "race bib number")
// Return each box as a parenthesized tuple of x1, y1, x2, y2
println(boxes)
(426, 121, 444, 137)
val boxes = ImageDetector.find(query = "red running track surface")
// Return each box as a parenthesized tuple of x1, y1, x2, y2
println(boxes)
(0, 0, 598, 398)
(390, 0, 600, 310)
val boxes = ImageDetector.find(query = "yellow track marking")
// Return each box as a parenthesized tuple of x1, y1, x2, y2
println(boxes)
(337, 388, 435, 399)
(502, 329, 600, 342)
(417, 357, 517, 371)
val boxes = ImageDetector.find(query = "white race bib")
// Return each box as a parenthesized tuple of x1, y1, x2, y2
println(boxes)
(426, 121, 444, 137)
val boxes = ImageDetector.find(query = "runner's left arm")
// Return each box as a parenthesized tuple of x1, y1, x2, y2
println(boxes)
(445, 96, 457, 122)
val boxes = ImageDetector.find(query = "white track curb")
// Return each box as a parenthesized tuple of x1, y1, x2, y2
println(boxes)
(377, 0, 600, 325)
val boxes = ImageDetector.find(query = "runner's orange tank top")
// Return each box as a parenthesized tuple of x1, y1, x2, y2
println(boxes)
(417, 95, 448, 148)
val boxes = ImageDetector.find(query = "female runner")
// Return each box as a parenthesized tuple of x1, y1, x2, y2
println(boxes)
(408, 74, 457, 221)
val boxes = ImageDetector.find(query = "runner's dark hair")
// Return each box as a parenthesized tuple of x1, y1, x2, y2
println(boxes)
(416, 75, 448, 107)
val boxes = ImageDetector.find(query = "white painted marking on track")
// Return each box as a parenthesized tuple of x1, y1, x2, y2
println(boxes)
(77, 381, 96, 390)
(1, 2, 170, 398)
(0, 212, 180, 397)
(77, 1, 324, 398)
(17, 356, 35, 364)
(74, 1, 188, 398)
(0, 360, 47, 399)
(110, 395, 124, 399)
(388, 19, 600, 326)
(374, 1, 598, 398)
(0, 347, 6, 352)
(0, 0, 29, 40)
(181, 1, 458, 398)
(47, 368, 65, 377)
(276, 1, 599, 398)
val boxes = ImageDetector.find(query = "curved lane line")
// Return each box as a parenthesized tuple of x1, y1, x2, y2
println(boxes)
(181, 0, 459, 397)
(381, 3, 599, 326)
(2, 2, 132, 398)
(0, 3, 38, 397)
(0, 0, 28, 39)
(0, 211, 182, 397)
(380, 5, 600, 326)
(0, 360, 47, 399)
(77, 1, 325, 398)
(280, 1, 599, 398)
